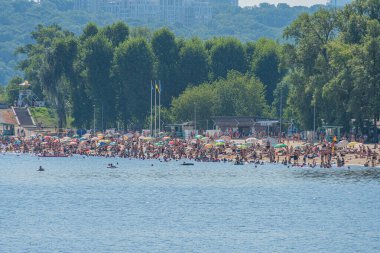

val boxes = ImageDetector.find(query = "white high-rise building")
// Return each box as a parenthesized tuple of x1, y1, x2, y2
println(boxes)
(120, 0, 159, 21)
(74, 0, 212, 25)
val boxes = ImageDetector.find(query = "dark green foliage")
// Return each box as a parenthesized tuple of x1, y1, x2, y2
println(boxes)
(0, 0, 318, 85)
(7, 0, 379, 136)
(209, 37, 246, 79)
(171, 72, 269, 128)
(281, 0, 380, 136)
(114, 38, 154, 127)
(151, 28, 180, 106)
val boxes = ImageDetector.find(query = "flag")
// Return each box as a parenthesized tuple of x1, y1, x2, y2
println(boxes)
(155, 82, 160, 93)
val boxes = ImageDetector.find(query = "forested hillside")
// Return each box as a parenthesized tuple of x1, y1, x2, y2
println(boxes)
(0, 0, 320, 85)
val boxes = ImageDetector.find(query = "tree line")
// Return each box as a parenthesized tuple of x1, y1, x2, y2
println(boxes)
(3, 0, 380, 138)
(0, 0, 318, 85)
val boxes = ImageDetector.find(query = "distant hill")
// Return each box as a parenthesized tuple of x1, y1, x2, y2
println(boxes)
(0, 0, 321, 85)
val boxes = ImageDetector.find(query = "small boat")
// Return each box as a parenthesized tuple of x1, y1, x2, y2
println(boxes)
(38, 154, 69, 158)
(181, 162, 194, 166)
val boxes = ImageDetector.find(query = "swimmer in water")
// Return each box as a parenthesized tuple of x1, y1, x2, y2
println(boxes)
(38, 166, 44, 171)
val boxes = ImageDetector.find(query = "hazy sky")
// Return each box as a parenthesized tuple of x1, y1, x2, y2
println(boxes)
(239, 0, 329, 7)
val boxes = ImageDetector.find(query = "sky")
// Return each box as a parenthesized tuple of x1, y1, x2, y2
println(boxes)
(239, 0, 330, 7)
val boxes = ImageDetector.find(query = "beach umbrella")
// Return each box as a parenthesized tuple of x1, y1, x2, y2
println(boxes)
(204, 143, 213, 149)
(220, 136, 232, 142)
(82, 133, 91, 139)
(14, 140, 21, 145)
(246, 137, 258, 144)
(274, 143, 287, 148)
(162, 136, 171, 141)
(53, 139, 60, 143)
(195, 135, 203, 139)
(336, 140, 349, 148)
(236, 144, 244, 149)
(215, 139, 225, 143)
(201, 137, 209, 142)
(215, 142, 225, 147)
(154, 142, 163, 147)
(109, 142, 117, 146)
(169, 140, 175, 145)
(348, 142, 359, 148)
(72, 134, 79, 138)
(91, 137, 99, 141)
(79, 137, 87, 141)
(69, 141, 77, 146)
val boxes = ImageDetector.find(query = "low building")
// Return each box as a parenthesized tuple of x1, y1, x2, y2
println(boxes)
(211, 116, 280, 137)
(0, 109, 18, 136)
(165, 121, 195, 138)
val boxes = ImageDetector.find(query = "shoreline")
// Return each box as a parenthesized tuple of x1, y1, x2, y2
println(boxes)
(2, 152, 380, 169)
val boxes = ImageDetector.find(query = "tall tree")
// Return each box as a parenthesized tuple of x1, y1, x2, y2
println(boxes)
(178, 38, 209, 91)
(102, 21, 129, 47)
(151, 28, 180, 106)
(114, 38, 154, 128)
(39, 36, 78, 129)
(251, 38, 284, 104)
(209, 37, 246, 80)
(81, 33, 115, 130)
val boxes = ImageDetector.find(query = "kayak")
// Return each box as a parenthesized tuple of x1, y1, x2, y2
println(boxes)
(181, 162, 194, 166)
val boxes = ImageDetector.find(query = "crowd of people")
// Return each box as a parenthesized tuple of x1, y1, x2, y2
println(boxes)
(1, 131, 379, 168)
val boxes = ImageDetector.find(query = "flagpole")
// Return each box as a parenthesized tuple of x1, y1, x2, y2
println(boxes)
(159, 80, 161, 135)
(150, 80, 153, 137)
(154, 80, 157, 138)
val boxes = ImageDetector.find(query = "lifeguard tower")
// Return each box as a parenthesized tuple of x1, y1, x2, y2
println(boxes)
(321, 125, 343, 142)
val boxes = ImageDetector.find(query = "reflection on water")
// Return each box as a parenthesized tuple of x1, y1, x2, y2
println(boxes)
(292, 168, 380, 181)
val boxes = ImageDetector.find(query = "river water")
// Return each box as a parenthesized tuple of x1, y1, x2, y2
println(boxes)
(1, 154, 380, 252)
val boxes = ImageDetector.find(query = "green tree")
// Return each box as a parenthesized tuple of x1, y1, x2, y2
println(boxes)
(114, 38, 154, 128)
(81, 33, 115, 129)
(178, 38, 209, 90)
(39, 36, 78, 129)
(151, 28, 180, 106)
(171, 72, 269, 126)
(209, 37, 246, 79)
(102, 21, 129, 47)
(5, 76, 23, 105)
(251, 38, 284, 104)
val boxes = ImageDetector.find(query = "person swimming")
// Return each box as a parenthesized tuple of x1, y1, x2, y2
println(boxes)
(37, 166, 44, 171)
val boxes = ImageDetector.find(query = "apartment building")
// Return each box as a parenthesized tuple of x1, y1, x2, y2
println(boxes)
(74, 0, 212, 25)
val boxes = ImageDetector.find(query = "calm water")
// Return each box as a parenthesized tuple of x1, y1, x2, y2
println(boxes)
(1, 154, 380, 252)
